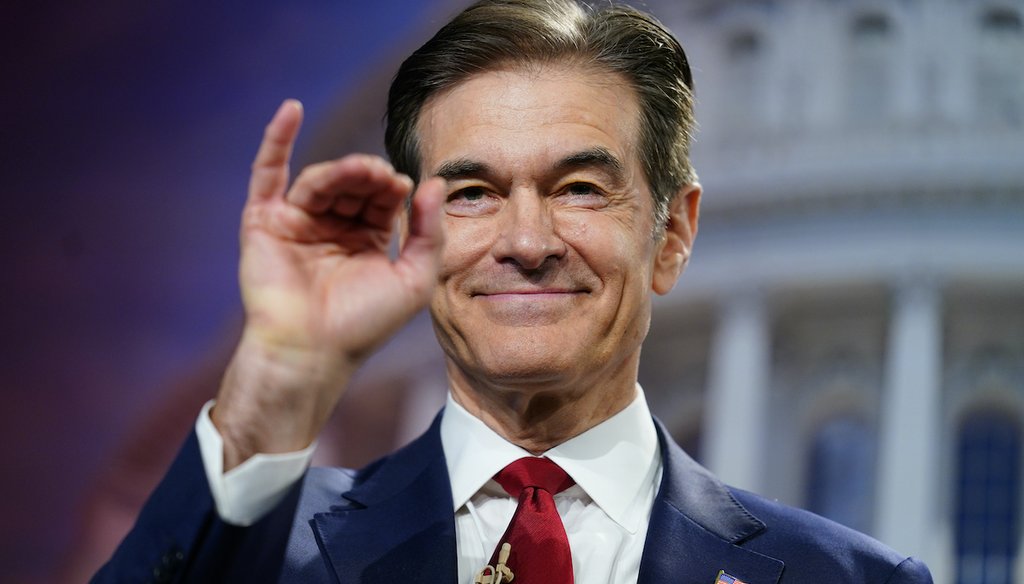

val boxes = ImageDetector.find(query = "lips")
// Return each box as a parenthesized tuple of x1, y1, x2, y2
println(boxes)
(472, 288, 585, 297)
(461, 282, 590, 327)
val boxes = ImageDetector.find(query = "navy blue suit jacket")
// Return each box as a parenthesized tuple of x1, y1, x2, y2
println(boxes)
(94, 415, 932, 583)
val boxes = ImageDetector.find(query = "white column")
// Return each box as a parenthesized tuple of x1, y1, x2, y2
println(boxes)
(703, 290, 770, 493)
(875, 279, 942, 562)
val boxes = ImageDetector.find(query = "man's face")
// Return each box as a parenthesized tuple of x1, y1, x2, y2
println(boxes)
(418, 65, 690, 395)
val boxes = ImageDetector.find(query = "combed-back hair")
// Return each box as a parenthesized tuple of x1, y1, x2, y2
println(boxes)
(384, 0, 696, 227)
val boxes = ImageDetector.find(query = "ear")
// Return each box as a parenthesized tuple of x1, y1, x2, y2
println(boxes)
(652, 183, 701, 295)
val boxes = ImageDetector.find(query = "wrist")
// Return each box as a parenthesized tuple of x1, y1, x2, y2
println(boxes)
(212, 332, 354, 470)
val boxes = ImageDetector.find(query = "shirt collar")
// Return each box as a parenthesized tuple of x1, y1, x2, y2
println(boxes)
(440, 385, 661, 534)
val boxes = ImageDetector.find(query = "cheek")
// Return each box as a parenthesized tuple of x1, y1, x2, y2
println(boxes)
(438, 218, 492, 278)
(561, 216, 652, 284)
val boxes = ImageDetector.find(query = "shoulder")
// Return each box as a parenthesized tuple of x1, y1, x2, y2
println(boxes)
(295, 448, 410, 514)
(300, 466, 360, 506)
(280, 457, 405, 580)
(298, 412, 446, 510)
(730, 489, 932, 583)
(294, 414, 447, 516)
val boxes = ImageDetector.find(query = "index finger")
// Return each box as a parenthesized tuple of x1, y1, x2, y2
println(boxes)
(248, 99, 304, 203)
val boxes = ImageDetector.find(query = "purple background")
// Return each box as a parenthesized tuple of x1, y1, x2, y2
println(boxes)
(1, 1, 461, 581)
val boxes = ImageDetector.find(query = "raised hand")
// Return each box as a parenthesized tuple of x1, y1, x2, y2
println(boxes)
(212, 100, 445, 468)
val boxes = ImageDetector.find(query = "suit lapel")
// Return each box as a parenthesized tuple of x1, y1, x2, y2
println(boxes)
(312, 416, 458, 583)
(306, 413, 784, 584)
(638, 420, 785, 584)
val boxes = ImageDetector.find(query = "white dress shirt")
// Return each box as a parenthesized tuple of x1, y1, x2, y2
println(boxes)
(196, 386, 662, 584)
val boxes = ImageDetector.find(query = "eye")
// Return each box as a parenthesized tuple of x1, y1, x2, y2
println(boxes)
(445, 186, 499, 216)
(567, 183, 598, 196)
(451, 186, 486, 201)
(559, 182, 608, 208)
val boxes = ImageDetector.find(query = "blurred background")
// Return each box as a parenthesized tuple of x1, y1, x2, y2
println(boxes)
(2, 0, 1022, 582)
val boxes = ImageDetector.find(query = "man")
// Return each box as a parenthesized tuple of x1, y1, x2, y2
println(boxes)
(95, 1, 933, 582)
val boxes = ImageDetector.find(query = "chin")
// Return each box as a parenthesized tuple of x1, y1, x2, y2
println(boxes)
(465, 343, 587, 389)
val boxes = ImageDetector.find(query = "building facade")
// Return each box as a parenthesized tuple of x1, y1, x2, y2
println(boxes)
(639, 1, 1024, 582)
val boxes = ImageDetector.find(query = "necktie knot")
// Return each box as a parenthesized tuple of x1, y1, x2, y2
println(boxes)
(494, 457, 575, 498)
(477, 457, 575, 583)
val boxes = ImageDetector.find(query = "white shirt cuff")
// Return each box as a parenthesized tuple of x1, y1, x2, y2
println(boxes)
(195, 400, 317, 526)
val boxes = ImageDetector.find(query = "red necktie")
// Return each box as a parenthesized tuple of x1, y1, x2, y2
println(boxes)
(481, 457, 576, 584)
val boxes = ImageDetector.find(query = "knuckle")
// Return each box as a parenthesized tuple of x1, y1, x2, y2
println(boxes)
(295, 162, 327, 185)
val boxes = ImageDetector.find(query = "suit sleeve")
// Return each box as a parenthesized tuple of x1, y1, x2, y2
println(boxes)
(90, 431, 305, 583)
(884, 557, 934, 584)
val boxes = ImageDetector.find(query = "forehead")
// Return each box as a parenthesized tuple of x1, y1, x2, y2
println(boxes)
(415, 64, 642, 177)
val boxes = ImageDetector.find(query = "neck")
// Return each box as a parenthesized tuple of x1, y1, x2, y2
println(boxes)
(446, 359, 639, 454)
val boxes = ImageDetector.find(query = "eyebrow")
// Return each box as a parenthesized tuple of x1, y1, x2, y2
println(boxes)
(555, 147, 626, 186)
(432, 147, 627, 184)
(435, 159, 491, 181)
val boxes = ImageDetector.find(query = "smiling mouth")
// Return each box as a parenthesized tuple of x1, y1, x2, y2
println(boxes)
(466, 287, 590, 325)
(472, 288, 587, 298)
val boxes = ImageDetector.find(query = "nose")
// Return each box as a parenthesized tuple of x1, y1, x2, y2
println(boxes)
(492, 190, 566, 270)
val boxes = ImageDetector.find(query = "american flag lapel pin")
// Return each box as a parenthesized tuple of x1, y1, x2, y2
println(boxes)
(715, 569, 748, 584)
